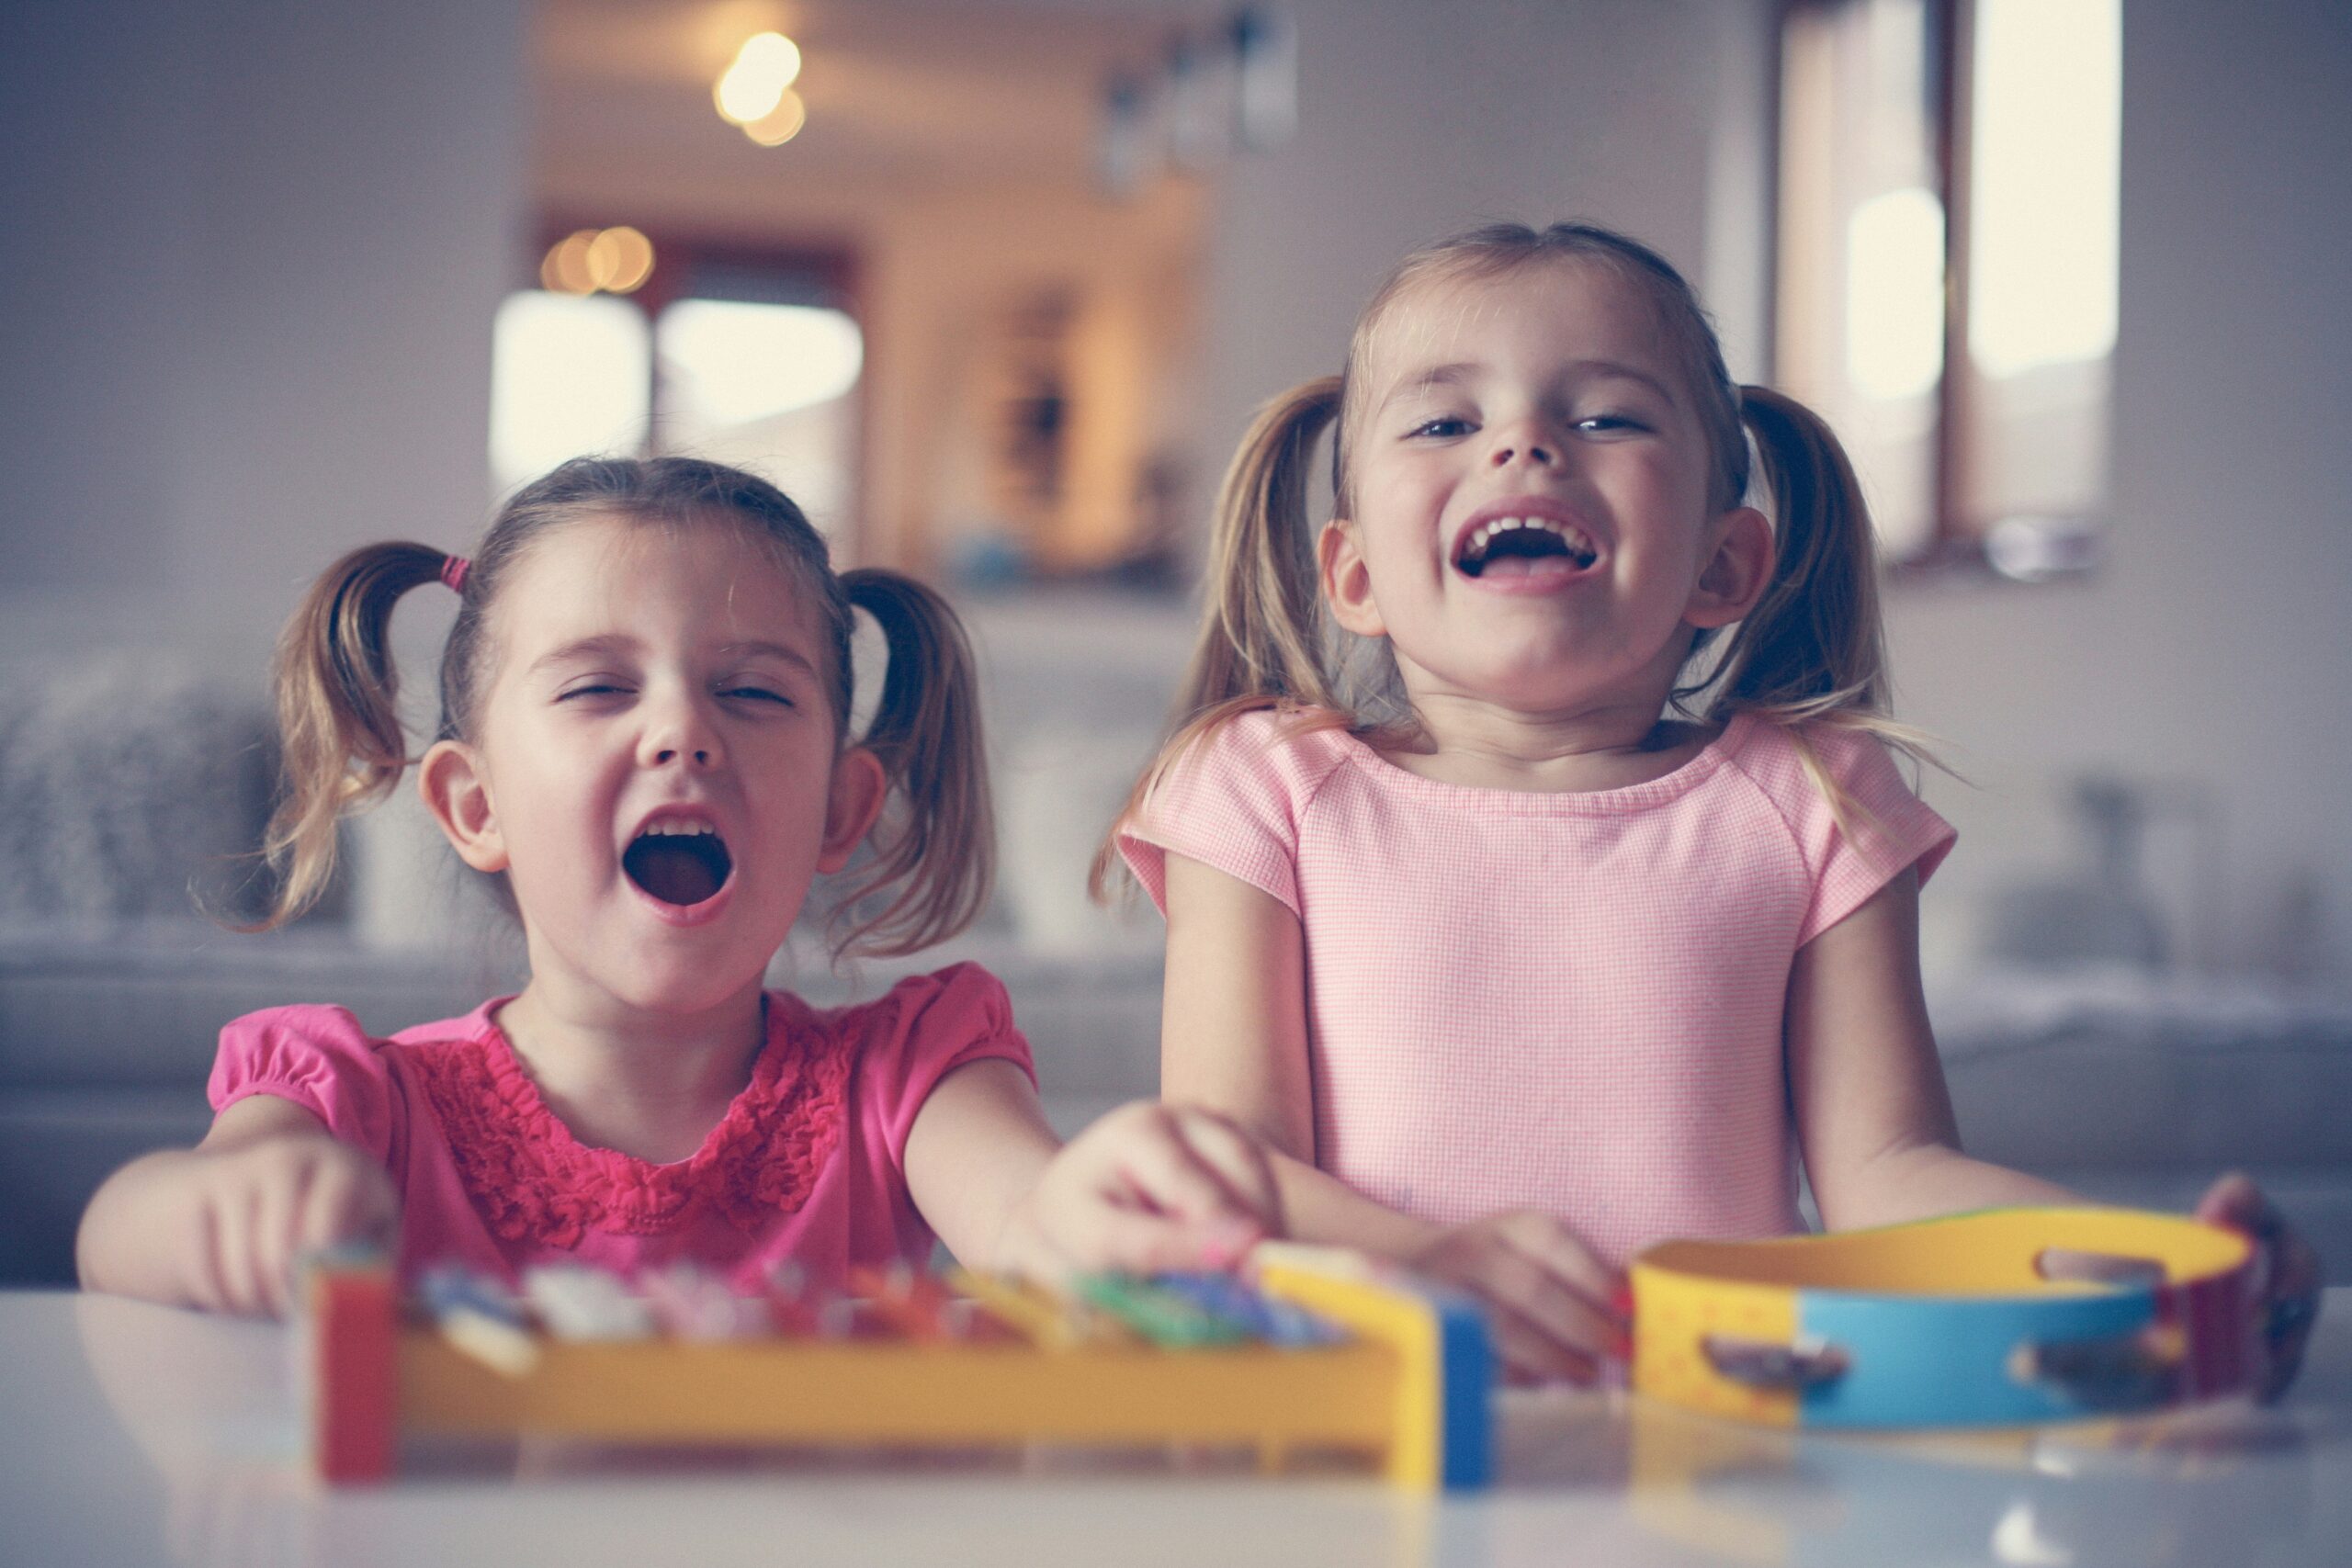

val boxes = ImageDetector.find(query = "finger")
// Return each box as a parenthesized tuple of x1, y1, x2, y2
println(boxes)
(254, 1158, 315, 1318)
(2195, 1170, 2277, 1236)
(1077, 1204, 1249, 1277)
(1108, 1119, 1266, 1235)
(2258, 1234, 2324, 1403)
(1493, 1214, 1628, 1326)
(1469, 1247, 1625, 1361)
(188, 1195, 232, 1314)
(298, 1158, 396, 1255)
(1487, 1308, 1603, 1386)
(213, 1180, 265, 1317)
(290, 1164, 364, 1303)
(1163, 1113, 1283, 1245)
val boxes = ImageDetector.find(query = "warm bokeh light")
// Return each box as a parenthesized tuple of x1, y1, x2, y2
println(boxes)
(585, 226, 656, 294)
(539, 230, 600, 294)
(714, 32, 802, 126)
(742, 89, 807, 147)
(539, 227, 657, 296)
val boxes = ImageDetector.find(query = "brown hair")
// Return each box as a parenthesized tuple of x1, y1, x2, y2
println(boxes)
(256, 456, 992, 957)
(1095, 220, 1917, 894)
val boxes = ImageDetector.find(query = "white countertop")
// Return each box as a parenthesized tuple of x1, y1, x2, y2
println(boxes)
(4, 1288, 2346, 1567)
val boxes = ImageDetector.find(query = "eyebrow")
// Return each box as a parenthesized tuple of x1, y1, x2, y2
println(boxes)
(1380, 357, 1681, 412)
(527, 636, 820, 680)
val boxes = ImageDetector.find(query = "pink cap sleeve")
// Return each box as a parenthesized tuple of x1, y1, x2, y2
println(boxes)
(852, 963, 1038, 1179)
(207, 1004, 400, 1161)
(1729, 720, 1957, 946)
(1116, 708, 1327, 917)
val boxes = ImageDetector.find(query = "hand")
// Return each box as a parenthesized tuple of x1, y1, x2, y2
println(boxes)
(2196, 1170, 2323, 1402)
(991, 1102, 1283, 1283)
(1407, 1211, 1627, 1386)
(178, 1135, 400, 1318)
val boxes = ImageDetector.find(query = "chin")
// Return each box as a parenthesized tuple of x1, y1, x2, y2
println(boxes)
(611, 957, 772, 1019)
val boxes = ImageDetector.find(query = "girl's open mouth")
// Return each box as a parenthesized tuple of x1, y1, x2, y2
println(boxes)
(1453, 515, 1601, 582)
(623, 820, 735, 915)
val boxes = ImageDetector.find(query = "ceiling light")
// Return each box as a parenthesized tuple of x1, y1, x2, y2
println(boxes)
(715, 32, 803, 126)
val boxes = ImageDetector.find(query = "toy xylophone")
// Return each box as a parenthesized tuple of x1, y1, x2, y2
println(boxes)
(303, 1243, 1494, 1491)
(1629, 1207, 2264, 1428)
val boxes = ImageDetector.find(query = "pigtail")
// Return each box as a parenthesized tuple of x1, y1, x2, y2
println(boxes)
(251, 541, 454, 931)
(1714, 386, 1942, 844)
(1088, 378, 1349, 901)
(1174, 376, 1348, 720)
(831, 569, 994, 958)
(1711, 386, 1889, 726)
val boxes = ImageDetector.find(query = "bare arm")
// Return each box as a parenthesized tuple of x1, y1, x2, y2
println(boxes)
(1159, 852, 1442, 1258)
(902, 1057, 1279, 1280)
(1159, 852, 1623, 1382)
(1787, 868, 2080, 1229)
(77, 1094, 398, 1316)
(1791, 871, 2321, 1399)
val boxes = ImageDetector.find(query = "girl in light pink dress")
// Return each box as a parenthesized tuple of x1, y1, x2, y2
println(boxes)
(1106, 221, 2317, 1392)
(81, 457, 1274, 1314)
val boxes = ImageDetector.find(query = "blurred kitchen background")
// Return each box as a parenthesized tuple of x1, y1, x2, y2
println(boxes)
(2, 0, 2346, 1285)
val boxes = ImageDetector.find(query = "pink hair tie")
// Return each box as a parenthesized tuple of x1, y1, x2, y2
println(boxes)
(440, 554, 471, 593)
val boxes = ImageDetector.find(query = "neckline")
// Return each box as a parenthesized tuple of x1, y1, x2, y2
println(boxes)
(465, 994, 783, 1174)
(1326, 709, 1756, 815)
(411, 988, 852, 1243)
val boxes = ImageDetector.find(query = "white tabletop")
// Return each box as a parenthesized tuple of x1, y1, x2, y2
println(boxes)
(4, 1288, 2346, 1568)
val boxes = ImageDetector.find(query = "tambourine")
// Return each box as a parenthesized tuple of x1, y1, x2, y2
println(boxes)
(1630, 1208, 2260, 1428)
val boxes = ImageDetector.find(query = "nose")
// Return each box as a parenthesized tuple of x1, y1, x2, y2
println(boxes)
(1487, 415, 1563, 471)
(638, 692, 725, 772)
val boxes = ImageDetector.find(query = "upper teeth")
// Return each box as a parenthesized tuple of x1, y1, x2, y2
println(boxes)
(639, 819, 716, 838)
(1461, 516, 1596, 563)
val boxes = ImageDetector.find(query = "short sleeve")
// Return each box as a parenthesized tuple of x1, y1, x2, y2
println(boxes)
(850, 964, 1038, 1177)
(207, 1005, 401, 1161)
(1731, 721, 1958, 946)
(1115, 709, 1325, 917)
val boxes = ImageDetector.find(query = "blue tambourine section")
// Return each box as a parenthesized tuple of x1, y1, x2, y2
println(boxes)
(1798, 1289, 2159, 1428)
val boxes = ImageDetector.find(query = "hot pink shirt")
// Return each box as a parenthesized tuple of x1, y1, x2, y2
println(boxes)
(1120, 710, 1955, 1268)
(208, 963, 1033, 1290)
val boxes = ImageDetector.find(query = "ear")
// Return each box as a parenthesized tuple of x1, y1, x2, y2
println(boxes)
(418, 739, 507, 873)
(818, 746, 888, 874)
(1317, 519, 1387, 638)
(1685, 505, 1775, 629)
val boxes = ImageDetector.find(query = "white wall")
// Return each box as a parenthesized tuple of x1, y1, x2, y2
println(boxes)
(1201, 0, 1773, 463)
(1883, 0, 2352, 983)
(0, 0, 528, 691)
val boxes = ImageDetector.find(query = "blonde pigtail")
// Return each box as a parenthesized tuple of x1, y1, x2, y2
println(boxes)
(251, 541, 454, 931)
(1174, 376, 1348, 720)
(1090, 378, 1348, 900)
(831, 569, 995, 958)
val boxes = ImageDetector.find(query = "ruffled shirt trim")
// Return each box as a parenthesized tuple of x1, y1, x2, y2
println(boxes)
(406, 998, 853, 1247)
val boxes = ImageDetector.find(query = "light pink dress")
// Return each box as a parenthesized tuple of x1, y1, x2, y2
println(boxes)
(1120, 710, 1955, 1267)
(209, 964, 1033, 1289)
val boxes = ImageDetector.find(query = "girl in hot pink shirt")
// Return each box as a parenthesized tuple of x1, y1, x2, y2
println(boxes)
(1106, 221, 2317, 1392)
(81, 457, 1274, 1314)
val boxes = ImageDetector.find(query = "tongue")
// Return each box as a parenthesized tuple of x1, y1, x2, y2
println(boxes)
(1475, 553, 1586, 583)
(624, 838, 726, 908)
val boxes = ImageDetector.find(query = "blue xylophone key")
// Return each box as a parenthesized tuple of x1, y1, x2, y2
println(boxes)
(1152, 1271, 1345, 1348)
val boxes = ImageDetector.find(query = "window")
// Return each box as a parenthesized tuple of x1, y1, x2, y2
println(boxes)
(489, 233, 864, 541)
(1776, 0, 2121, 579)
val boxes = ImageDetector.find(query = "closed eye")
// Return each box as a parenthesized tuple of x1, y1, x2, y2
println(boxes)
(719, 685, 794, 706)
(1406, 416, 1476, 439)
(556, 682, 631, 702)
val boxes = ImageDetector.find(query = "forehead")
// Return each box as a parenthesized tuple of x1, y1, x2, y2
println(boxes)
(493, 511, 825, 653)
(1362, 257, 1676, 387)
